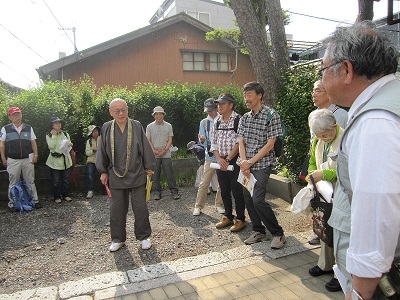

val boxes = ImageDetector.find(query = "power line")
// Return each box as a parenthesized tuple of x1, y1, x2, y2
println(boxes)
(0, 23, 49, 63)
(42, 0, 78, 52)
(0, 59, 37, 84)
(287, 10, 354, 25)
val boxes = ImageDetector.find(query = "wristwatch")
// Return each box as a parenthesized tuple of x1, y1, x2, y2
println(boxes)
(247, 158, 253, 166)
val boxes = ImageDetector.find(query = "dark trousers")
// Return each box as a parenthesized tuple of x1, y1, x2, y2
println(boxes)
(109, 185, 152, 242)
(216, 159, 246, 221)
(86, 162, 96, 191)
(243, 168, 284, 236)
(50, 167, 71, 200)
(153, 157, 178, 195)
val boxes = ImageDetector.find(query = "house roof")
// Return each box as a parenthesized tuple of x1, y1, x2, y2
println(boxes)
(37, 13, 230, 80)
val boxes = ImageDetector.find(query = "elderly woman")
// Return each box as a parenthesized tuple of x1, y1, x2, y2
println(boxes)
(307, 109, 344, 293)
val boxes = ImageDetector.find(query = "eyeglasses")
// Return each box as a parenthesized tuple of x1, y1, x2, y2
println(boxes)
(311, 89, 325, 95)
(318, 61, 343, 76)
(112, 108, 128, 114)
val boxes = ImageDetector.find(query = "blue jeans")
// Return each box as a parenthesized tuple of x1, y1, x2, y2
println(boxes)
(86, 163, 96, 191)
(50, 167, 71, 200)
(152, 157, 178, 195)
(243, 168, 284, 236)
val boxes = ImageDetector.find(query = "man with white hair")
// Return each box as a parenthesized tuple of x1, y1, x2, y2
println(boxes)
(321, 22, 400, 299)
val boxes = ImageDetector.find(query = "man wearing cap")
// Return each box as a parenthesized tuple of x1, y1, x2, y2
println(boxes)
(192, 98, 224, 216)
(0, 107, 41, 211)
(211, 93, 246, 232)
(146, 106, 180, 200)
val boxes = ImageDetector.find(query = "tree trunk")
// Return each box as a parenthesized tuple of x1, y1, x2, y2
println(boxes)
(230, 0, 277, 105)
(356, 0, 375, 22)
(265, 0, 289, 81)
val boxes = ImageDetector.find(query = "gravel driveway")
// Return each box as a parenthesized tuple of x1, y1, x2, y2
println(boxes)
(0, 185, 311, 294)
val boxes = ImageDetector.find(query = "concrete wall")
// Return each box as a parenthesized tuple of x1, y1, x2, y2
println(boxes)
(0, 158, 302, 203)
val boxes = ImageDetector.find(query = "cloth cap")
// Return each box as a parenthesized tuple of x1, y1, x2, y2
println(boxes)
(50, 116, 63, 123)
(87, 125, 101, 136)
(187, 141, 196, 151)
(204, 98, 217, 112)
(8, 107, 21, 115)
(152, 106, 166, 116)
(214, 95, 235, 104)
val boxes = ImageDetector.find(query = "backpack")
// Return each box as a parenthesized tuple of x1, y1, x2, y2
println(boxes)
(215, 115, 241, 133)
(267, 109, 287, 157)
(10, 181, 35, 212)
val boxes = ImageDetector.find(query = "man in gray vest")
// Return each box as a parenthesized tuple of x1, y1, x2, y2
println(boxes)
(0, 107, 41, 211)
(322, 21, 400, 300)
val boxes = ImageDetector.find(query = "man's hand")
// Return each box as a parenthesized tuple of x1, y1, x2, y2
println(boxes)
(145, 169, 154, 176)
(100, 172, 108, 185)
(217, 157, 229, 171)
(198, 133, 206, 143)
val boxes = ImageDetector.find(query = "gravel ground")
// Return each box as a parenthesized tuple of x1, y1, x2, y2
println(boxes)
(0, 185, 311, 295)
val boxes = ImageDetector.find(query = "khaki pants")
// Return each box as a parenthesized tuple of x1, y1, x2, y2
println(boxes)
(317, 240, 335, 271)
(7, 157, 38, 207)
(194, 160, 223, 209)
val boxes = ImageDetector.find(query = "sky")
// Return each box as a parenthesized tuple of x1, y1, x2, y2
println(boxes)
(0, 0, 394, 90)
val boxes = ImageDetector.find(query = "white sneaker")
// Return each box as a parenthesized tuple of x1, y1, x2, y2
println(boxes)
(141, 239, 152, 250)
(216, 206, 225, 214)
(55, 198, 62, 204)
(64, 197, 72, 202)
(193, 207, 201, 216)
(109, 242, 125, 252)
(86, 191, 94, 199)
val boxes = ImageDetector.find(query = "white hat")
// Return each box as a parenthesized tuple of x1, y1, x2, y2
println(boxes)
(152, 106, 166, 116)
(87, 125, 101, 136)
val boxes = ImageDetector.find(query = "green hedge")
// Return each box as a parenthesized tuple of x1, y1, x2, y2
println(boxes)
(0, 67, 318, 183)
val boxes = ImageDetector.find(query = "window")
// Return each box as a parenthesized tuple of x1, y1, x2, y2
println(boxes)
(182, 52, 232, 72)
(185, 11, 210, 26)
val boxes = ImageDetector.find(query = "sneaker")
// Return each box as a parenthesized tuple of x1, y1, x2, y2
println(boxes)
(216, 206, 225, 214)
(64, 197, 72, 202)
(34, 202, 43, 209)
(55, 198, 62, 204)
(244, 231, 268, 245)
(86, 191, 94, 199)
(154, 194, 161, 200)
(325, 278, 342, 292)
(216, 216, 234, 229)
(230, 220, 246, 232)
(141, 239, 152, 250)
(271, 234, 286, 249)
(173, 194, 180, 200)
(109, 242, 125, 252)
(193, 207, 201, 216)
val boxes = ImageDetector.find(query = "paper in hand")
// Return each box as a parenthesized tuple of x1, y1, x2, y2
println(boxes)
(237, 171, 257, 197)
(210, 162, 234, 171)
(146, 175, 152, 202)
(59, 139, 72, 156)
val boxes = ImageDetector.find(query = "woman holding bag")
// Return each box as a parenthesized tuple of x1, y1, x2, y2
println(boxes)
(306, 109, 344, 293)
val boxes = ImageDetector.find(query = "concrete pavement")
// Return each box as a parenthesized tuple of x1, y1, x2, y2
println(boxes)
(1, 231, 344, 300)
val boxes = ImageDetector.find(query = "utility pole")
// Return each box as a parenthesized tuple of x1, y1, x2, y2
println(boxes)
(58, 26, 78, 54)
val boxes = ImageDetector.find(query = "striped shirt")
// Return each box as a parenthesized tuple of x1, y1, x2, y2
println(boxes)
(210, 111, 240, 157)
(237, 105, 282, 170)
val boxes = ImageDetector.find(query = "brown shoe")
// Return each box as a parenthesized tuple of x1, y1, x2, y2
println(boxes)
(230, 220, 246, 232)
(216, 216, 234, 229)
